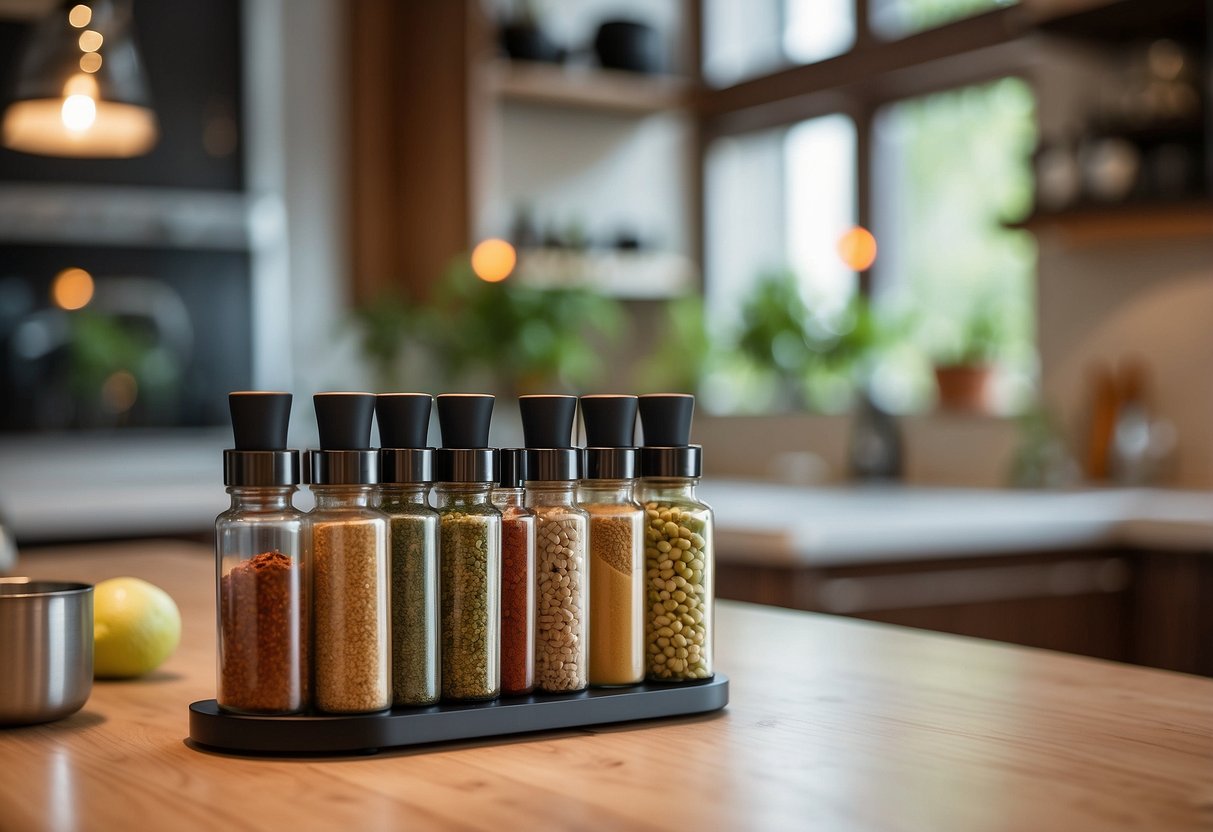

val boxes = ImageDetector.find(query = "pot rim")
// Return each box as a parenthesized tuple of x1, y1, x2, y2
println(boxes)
(0, 578, 93, 599)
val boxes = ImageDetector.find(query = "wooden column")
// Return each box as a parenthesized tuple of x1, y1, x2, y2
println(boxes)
(348, 0, 476, 303)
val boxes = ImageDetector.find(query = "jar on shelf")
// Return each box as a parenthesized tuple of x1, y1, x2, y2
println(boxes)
(435, 394, 502, 702)
(579, 395, 644, 687)
(520, 395, 589, 694)
(215, 391, 308, 715)
(375, 393, 440, 707)
(637, 394, 714, 682)
(307, 392, 390, 714)
(491, 448, 536, 695)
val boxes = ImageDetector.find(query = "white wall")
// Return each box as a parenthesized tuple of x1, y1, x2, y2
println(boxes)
(488, 108, 691, 253)
(482, 0, 691, 252)
(1029, 45, 1213, 488)
(244, 0, 367, 448)
(1038, 237, 1213, 487)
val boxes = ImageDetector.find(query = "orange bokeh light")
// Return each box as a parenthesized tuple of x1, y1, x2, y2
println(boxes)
(471, 238, 516, 283)
(837, 226, 878, 271)
(51, 267, 94, 310)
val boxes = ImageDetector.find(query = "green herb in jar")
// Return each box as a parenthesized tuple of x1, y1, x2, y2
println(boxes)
(440, 510, 499, 700)
(386, 508, 439, 706)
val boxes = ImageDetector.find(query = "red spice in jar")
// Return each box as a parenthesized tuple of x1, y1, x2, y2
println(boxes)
(218, 550, 307, 713)
(499, 514, 535, 694)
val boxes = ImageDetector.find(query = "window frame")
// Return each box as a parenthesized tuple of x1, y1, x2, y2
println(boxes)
(692, 1, 1038, 295)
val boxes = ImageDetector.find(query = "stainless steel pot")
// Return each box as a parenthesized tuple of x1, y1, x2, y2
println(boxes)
(0, 579, 93, 725)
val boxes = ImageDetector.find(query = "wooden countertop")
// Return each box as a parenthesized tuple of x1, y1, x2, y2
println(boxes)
(3, 540, 1212, 831)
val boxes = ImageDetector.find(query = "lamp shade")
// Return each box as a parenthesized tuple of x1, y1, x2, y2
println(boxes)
(1, 0, 158, 158)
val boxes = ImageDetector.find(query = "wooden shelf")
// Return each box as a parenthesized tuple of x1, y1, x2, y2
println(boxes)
(1024, 0, 1208, 44)
(1008, 199, 1213, 245)
(486, 60, 693, 115)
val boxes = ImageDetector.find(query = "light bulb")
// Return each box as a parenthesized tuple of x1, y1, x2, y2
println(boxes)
(61, 94, 96, 131)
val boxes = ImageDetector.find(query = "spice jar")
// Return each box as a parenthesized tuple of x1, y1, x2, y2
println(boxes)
(307, 392, 391, 714)
(492, 448, 536, 695)
(215, 392, 308, 714)
(520, 395, 590, 694)
(434, 394, 502, 702)
(579, 395, 644, 687)
(637, 394, 714, 682)
(376, 393, 439, 707)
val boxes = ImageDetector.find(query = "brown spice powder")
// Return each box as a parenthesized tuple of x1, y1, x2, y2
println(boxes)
(218, 550, 307, 713)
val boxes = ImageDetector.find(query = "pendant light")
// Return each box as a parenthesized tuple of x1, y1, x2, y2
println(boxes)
(1, 0, 158, 158)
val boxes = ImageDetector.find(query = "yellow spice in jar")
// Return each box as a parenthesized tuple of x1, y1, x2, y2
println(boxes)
(587, 504, 644, 686)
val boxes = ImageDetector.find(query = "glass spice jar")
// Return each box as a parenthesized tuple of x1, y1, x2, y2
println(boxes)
(215, 392, 308, 715)
(527, 480, 590, 693)
(637, 394, 714, 683)
(435, 394, 502, 702)
(308, 393, 391, 714)
(520, 395, 589, 694)
(491, 448, 536, 696)
(579, 396, 644, 688)
(376, 392, 440, 708)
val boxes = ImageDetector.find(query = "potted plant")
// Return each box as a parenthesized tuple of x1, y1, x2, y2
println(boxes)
(931, 302, 1004, 414)
(733, 270, 884, 412)
(352, 257, 624, 396)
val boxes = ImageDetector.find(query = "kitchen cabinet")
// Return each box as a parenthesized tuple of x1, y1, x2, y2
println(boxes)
(719, 547, 1213, 675)
(719, 550, 1133, 661)
(1131, 549, 1213, 676)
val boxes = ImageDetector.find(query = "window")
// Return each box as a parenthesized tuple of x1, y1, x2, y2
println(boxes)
(698, 0, 1036, 415)
(706, 114, 857, 327)
(870, 0, 1016, 39)
(704, 115, 857, 413)
(872, 78, 1037, 412)
(703, 0, 854, 87)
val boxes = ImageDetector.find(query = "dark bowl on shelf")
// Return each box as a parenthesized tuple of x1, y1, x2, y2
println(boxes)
(594, 20, 661, 74)
(501, 22, 565, 64)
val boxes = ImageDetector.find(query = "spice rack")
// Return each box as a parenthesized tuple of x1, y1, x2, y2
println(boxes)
(188, 675, 728, 755)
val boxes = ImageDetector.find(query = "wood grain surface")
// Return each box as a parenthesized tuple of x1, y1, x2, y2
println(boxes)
(2, 540, 1211, 831)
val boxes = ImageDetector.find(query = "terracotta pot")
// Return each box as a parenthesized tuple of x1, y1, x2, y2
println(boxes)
(934, 364, 995, 414)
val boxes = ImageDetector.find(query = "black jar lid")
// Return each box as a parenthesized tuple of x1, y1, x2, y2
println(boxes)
(496, 447, 526, 489)
(435, 393, 496, 483)
(520, 394, 579, 481)
(377, 393, 434, 484)
(223, 391, 300, 487)
(638, 393, 702, 478)
(580, 394, 638, 480)
(308, 392, 379, 485)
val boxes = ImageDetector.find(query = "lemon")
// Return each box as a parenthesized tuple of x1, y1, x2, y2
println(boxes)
(93, 577, 181, 679)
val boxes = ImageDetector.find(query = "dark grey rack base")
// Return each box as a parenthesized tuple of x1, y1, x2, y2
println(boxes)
(188, 675, 728, 755)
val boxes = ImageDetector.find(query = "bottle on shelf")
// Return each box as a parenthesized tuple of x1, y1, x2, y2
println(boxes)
(520, 394, 590, 693)
(637, 394, 714, 682)
(579, 394, 645, 687)
(434, 394, 502, 702)
(375, 393, 440, 707)
(215, 392, 308, 715)
(307, 392, 391, 714)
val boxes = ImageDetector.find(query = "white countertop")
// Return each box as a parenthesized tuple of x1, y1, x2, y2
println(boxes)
(2, 434, 1210, 563)
(702, 480, 1213, 566)
(0, 431, 224, 544)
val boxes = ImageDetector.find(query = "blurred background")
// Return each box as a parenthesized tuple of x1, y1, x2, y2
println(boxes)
(0, 0, 1209, 674)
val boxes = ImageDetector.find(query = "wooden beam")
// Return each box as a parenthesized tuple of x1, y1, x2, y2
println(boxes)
(348, 0, 474, 303)
(699, 7, 1028, 131)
